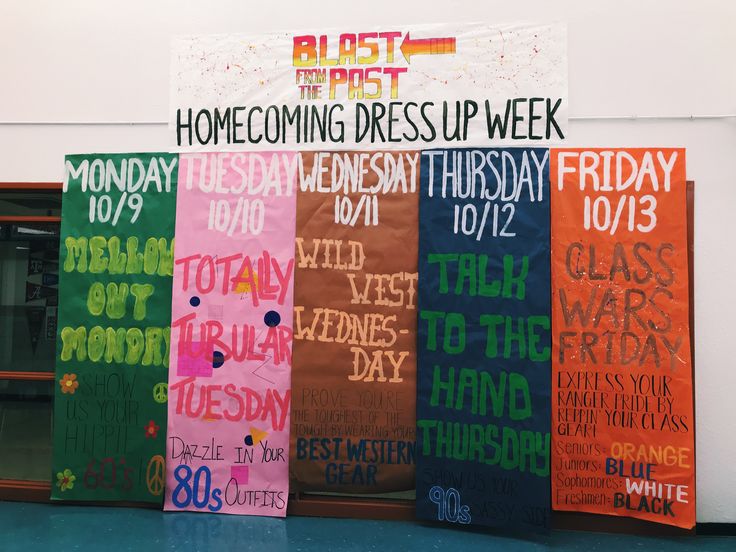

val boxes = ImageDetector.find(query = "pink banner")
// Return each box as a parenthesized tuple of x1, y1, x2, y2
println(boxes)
(165, 152, 296, 516)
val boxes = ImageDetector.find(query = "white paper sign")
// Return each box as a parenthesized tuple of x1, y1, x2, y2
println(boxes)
(169, 23, 568, 151)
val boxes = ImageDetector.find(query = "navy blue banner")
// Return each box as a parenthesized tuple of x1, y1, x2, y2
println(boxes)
(416, 148, 552, 530)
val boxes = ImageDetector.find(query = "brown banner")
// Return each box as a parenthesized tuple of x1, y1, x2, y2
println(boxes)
(290, 151, 418, 492)
(550, 148, 695, 528)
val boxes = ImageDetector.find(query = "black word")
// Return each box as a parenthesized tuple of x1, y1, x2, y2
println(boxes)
(176, 98, 565, 147)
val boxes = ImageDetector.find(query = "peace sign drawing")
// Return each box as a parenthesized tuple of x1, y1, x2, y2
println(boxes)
(146, 455, 166, 496)
(152, 383, 168, 404)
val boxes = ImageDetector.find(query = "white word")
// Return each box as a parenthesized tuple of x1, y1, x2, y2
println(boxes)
(422, 149, 548, 201)
(208, 198, 265, 236)
(65, 157, 176, 194)
(454, 201, 515, 239)
(182, 153, 297, 196)
(556, 150, 679, 193)
(584, 194, 657, 234)
(334, 194, 379, 227)
(625, 478, 689, 503)
(89, 193, 143, 227)
(299, 152, 418, 195)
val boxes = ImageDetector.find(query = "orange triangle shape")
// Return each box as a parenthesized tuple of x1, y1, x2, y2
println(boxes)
(234, 267, 258, 294)
(250, 426, 268, 447)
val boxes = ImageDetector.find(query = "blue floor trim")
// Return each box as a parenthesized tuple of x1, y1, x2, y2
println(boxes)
(0, 502, 734, 551)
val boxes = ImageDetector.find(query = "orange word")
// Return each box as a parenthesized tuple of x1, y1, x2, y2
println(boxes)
(610, 442, 691, 469)
(293, 33, 404, 66)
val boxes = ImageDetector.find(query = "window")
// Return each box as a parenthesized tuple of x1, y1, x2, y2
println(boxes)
(0, 183, 61, 500)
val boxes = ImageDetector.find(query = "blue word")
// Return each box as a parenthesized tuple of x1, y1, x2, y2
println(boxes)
(429, 485, 471, 524)
(171, 465, 223, 512)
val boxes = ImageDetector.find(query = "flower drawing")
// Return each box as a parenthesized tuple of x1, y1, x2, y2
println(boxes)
(59, 373, 78, 395)
(144, 420, 160, 439)
(56, 469, 76, 492)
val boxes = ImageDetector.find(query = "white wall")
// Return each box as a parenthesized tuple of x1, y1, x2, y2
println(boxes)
(1, 0, 734, 523)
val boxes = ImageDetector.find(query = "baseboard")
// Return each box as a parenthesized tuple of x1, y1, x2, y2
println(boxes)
(696, 523, 736, 536)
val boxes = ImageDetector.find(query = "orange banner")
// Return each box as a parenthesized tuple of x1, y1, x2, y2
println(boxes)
(550, 148, 695, 528)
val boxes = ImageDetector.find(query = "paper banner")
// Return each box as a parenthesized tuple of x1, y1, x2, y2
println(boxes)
(46, 307, 57, 340)
(165, 152, 295, 516)
(415, 148, 551, 529)
(28, 257, 45, 275)
(51, 153, 178, 502)
(29, 239, 59, 258)
(290, 150, 418, 492)
(42, 273, 60, 286)
(25, 281, 56, 303)
(550, 148, 695, 528)
(25, 306, 46, 353)
(170, 23, 567, 151)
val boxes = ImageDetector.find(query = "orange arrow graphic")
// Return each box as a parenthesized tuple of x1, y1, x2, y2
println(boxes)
(400, 32, 457, 63)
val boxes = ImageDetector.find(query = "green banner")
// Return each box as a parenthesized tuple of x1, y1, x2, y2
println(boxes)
(51, 153, 177, 502)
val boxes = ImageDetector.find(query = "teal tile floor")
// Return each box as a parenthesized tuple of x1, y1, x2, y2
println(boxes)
(0, 502, 734, 551)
